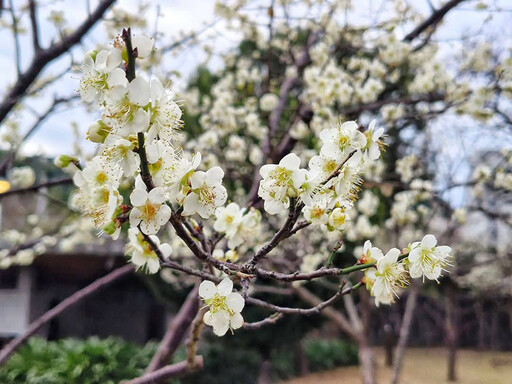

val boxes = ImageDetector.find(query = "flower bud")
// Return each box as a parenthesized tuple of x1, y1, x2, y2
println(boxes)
(102, 221, 118, 236)
(86, 121, 111, 143)
(54, 155, 79, 168)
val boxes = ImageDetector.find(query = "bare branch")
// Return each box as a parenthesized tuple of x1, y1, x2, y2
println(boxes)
(124, 357, 203, 384)
(0, 176, 73, 199)
(146, 285, 200, 373)
(245, 282, 362, 315)
(404, 0, 466, 42)
(28, 0, 41, 52)
(243, 313, 283, 329)
(0, 0, 116, 125)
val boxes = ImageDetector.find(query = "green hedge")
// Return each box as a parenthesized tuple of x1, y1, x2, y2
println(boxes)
(305, 338, 359, 372)
(0, 337, 157, 384)
(0, 337, 358, 383)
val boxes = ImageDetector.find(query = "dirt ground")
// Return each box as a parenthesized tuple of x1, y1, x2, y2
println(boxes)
(283, 348, 512, 384)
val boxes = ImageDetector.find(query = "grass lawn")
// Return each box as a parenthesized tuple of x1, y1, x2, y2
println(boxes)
(283, 348, 512, 384)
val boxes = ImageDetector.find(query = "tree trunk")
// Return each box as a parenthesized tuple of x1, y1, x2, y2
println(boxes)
(391, 287, 418, 384)
(445, 288, 458, 382)
(295, 340, 309, 376)
(383, 323, 395, 367)
(474, 300, 486, 350)
(358, 339, 377, 384)
(258, 359, 273, 384)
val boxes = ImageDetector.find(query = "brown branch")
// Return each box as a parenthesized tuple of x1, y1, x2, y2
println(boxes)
(0, 0, 116, 125)
(243, 313, 283, 330)
(403, 0, 466, 42)
(146, 285, 200, 373)
(0, 95, 79, 175)
(0, 176, 73, 199)
(293, 285, 357, 340)
(124, 357, 203, 384)
(0, 264, 133, 367)
(247, 201, 303, 266)
(245, 282, 361, 315)
(28, 0, 41, 52)
(186, 308, 205, 366)
(8, 0, 21, 76)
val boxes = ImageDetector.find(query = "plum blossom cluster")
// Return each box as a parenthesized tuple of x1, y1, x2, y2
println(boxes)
(70, 32, 230, 275)
(258, 120, 383, 231)
(360, 234, 452, 306)
(65, 28, 454, 339)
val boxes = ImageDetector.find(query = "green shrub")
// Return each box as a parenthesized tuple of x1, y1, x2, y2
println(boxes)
(0, 337, 157, 384)
(0, 336, 358, 383)
(304, 338, 359, 372)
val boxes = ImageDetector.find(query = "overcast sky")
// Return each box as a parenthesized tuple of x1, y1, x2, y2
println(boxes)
(0, 0, 511, 188)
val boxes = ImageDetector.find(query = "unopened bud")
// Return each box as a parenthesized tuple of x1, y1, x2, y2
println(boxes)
(86, 121, 111, 143)
(102, 221, 118, 236)
(54, 155, 78, 168)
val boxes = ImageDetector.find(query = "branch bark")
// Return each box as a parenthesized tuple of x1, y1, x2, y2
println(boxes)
(124, 357, 203, 384)
(403, 0, 466, 42)
(146, 285, 200, 373)
(390, 286, 418, 384)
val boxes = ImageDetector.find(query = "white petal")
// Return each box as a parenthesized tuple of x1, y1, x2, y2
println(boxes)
(260, 164, 277, 178)
(132, 34, 154, 58)
(226, 292, 245, 313)
(107, 68, 128, 88)
(130, 188, 148, 207)
(150, 78, 165, 101)
(217, 277, 233, 296)
(280, 153, 301, 169)
(129, 209, 142, 227)
(190, 171, 206, 189)
(147, 258, 160, 274)
(156, 204, 171, 224)
(159, 243, 172, 258)
(421, 234, 437, 249)
(206, 166, 224, 185)
(408, 248, 421, 263)
(230, 313, 244, 330)
(128, 77, 150, 106)
(203, 310, 213, 326)
(199, 280, 216, 300)
(149, 187, 167, 204)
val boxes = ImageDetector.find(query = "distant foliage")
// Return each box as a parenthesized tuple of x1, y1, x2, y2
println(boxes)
(0, 337, 156, 384)
(305, 338, 359, 372)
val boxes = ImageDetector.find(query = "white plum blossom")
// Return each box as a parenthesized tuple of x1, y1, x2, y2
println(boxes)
(71, 185, 122, 228)
(214, 202, 243, 238)
(258, 153, 306, 214)
(372, 248, 408, 306)
(259, 93, 279, 111)
(319, 120, 366, 161)
(303, 197, 332, 225)
(79, 49, 127, 104)
(126, 228, 172, 274)
(147, 78, 182, 143)
(200, 277, 245, 336)
(131, 34, 154, 59)
(9, 166, 36, 189)
(182, 166, 227, 218)
(129, 177, 171, 234)
(73, 156, 122, 189)
(328, 207, 349, 231)
(102, 77, 151, 136)
(362, 120, 384, 161)
(101, 135, 140, 176)
(408, 234, 451, 281)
